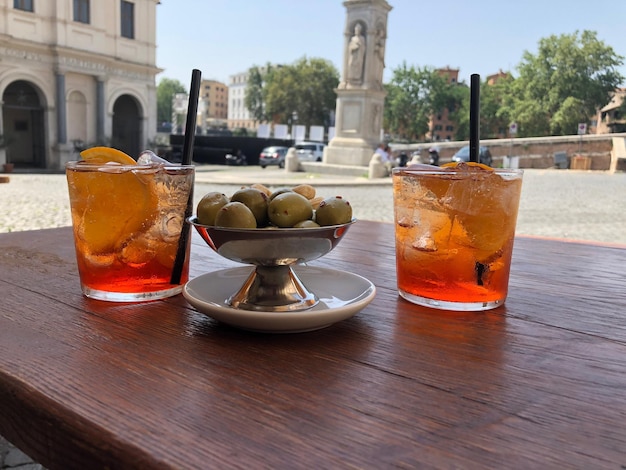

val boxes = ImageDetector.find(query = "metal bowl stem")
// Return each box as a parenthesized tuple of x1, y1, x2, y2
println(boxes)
(227, 265, 318, 312)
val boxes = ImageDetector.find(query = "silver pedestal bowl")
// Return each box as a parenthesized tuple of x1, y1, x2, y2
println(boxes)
(189, 217, 355, 312)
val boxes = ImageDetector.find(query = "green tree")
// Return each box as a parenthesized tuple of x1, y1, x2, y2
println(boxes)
(477, 75, 514, 140)
(245, 63, 277, 122)
(263, 57, 339, 128)
(551, 96, 587, 135)
(446, 83, 470, 141)
(383, 63, 464, 141)
(504, 30, 624, 136)
(157, 78, 186, 126)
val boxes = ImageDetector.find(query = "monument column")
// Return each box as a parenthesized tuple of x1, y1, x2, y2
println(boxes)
(324, 0, 392, 166)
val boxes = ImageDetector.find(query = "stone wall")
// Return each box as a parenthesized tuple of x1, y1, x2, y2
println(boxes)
(393, 133, 626, 171)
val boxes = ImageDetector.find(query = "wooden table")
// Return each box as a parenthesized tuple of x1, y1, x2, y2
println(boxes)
(1, 222, 625, 469)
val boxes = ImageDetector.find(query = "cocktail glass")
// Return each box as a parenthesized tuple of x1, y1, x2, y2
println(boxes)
(66, 161, 194, 302)
(392, 164, 523, 311)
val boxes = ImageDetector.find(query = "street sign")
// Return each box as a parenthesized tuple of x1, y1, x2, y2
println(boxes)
(509, 122, 518, 135)
(578, 123, 587, 135)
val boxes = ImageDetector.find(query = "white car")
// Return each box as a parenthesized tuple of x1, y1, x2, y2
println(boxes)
(295, 142, 325, 162)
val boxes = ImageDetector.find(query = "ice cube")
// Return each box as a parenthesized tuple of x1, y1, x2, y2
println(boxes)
(119, 233, 157, 267)
(412, 235, 438, 252)
(159, 210, 184, 243)
(137, 150, 174, 166)
(83, 251, 115, 268)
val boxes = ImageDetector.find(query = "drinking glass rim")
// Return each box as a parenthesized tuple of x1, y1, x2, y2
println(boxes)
(392, 166, 523, 177)
(65, 161, 195, 171)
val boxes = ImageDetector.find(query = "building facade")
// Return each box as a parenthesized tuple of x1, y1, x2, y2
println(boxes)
(0, 0, 161, 170)
(199, 79, 228, 130)
(595, 88, 626, 134)
(227, 71, 256, 131)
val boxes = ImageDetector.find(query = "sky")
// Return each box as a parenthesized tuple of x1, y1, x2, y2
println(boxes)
(156, 0, 626, 88)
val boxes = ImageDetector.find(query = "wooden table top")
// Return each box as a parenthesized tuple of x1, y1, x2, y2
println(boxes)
(1, 221, 625, 469)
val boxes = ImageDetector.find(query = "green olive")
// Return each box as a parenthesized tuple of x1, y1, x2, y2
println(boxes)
(293, 220, 320, 228)
(269, 188, 293, 201)
(196, 192, 229, 226)
(230, 188, 269, 226)
(214, 202, 257, 229)
(315, 196, 352, 226)
(268, 192, 313, 228)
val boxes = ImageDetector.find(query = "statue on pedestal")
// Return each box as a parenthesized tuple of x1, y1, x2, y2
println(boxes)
(323, 0, 392, 169)
(347, 23, 366, 87)
(373, 25, 386, 90)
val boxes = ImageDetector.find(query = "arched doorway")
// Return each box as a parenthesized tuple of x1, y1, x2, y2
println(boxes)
(2, 80, 46, 168)
(112, 94, 141, 157)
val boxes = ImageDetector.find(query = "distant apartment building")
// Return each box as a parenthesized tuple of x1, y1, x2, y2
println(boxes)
(227, 71, 257, 130)
(199, 79, 228, 130)
(428, 67, 459, 142)
(486, 70, 510, 85)
(0, 0, 161, 170)
(595, 88, 626, 134)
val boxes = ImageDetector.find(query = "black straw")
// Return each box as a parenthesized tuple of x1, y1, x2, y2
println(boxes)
(469, 74, 480, 163)
(171, 69, 202, 285)
(182, 69, 202, 165)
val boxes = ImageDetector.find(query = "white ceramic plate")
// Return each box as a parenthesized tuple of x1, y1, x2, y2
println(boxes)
(183, 266, 376, 333)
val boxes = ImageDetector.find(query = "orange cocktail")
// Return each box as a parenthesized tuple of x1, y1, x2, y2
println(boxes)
(392, 163, 523, 311)
(66, 148, 194, 302)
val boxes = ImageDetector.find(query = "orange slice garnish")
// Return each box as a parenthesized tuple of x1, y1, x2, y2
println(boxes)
(69, 147, 158, 254)
(79, 146, 137, 165)
(441, 161, 493, 171)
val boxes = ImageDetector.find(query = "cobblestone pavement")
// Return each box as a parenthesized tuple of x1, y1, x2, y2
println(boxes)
(1, 166, 625, 468)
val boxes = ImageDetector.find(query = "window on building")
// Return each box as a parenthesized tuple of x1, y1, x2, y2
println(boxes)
(14, 0, 33, 12)
(73, 0, 89, 23)
(121, 1, 134, 39)
(445, 125, 454, 131)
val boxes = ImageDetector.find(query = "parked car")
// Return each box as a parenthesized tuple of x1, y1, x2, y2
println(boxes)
(452, 146, 493, 166)
(225, 150, 247, 166)
(259, 146, 288, 169)
(295, 142, 325, 162)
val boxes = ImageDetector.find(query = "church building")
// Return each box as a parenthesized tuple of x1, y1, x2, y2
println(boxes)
(0, 0, 160, 170)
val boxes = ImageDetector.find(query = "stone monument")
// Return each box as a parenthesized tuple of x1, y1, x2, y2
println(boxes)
(323, 0, 392, 166)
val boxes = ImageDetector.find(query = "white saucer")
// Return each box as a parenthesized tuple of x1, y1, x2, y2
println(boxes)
(183, 266, 376, 333)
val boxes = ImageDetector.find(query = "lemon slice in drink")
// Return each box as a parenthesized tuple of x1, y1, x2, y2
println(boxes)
(79, 146, 137, 165)
(70, 147, 158, 254)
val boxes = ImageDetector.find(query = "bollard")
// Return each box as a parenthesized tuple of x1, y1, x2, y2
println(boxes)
(368, 153, 387, 178)
(285, 147, 301, 172)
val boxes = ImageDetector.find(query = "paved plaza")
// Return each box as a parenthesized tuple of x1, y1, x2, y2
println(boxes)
(1, 165, 626, 467)
(1, 166, 625, 244)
